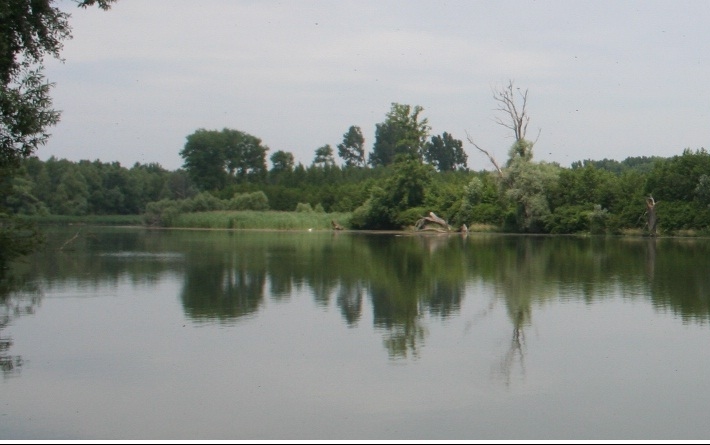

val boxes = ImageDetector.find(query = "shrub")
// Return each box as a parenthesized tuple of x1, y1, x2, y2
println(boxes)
(182, 192, 225, 212)
(396, 207, 428, 228)
(295, 202, 314, 213)
(143, 200, 181, 227)
(349, 200, 371, 229)
(228, 191, 269, 211)
(545, 205, 590, 234)
(589, 205, 609, 235)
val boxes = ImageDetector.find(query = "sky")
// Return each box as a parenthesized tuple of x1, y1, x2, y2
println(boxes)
(41, 0, 710, 172)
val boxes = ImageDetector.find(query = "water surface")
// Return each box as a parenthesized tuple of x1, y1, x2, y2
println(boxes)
(1, 227, 710, 439)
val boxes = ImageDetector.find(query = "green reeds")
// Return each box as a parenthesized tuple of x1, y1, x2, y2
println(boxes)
(170, 211, 352, 231)
(18, 214, 144, 226)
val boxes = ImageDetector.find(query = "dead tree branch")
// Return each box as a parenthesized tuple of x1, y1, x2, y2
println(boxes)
(58, 232, 80, 251)
(493, 80, 530, 143)
(465, 131, 503, 177)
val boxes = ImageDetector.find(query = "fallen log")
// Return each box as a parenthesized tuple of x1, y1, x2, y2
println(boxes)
(415, 212, 452, 232)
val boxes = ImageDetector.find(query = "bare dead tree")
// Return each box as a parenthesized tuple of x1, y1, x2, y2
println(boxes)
(645, 196, 658, 236)
(466, 80, 540, 176)
(494, 80, 531, 143)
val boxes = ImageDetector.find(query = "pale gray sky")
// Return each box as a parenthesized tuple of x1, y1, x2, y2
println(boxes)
(42, 0, 710, 171)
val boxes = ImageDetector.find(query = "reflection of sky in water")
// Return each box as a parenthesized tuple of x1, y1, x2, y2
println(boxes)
(5, 273, 710, 439)
(99, 252, 185, 261)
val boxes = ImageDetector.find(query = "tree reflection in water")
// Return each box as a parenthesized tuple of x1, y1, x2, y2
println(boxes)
(173, 231, 710, 363)
(11, 228, 710, 369)
(0, 266, 42, 378)
(336, 281, 364, 327)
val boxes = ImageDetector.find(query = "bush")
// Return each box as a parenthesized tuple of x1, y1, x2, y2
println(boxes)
(183, 192, 225, 212)
(349, 200, 371, 229)
(396, 207, 428, 228)
(228, 191, 269, 211)
(143, 200, 181, 227)
(467, 203, 503, 225)
(295, 202, 314, 213)
(589, 205, 609, 235)
(656, 201, 701, 232)
(545, 205, 590, 234)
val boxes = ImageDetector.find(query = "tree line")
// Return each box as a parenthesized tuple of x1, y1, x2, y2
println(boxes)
(5, 126, 710, 237)
(4, 80, 710, 236)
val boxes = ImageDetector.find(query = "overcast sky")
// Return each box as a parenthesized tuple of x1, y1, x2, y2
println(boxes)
(42, 0, 710, 171)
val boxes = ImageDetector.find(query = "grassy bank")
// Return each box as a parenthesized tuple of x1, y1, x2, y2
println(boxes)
(15, 212, 507, 232)
(18, 211, 352, 231)
(18, 214, 143, 226)
(169, 210, 353, 230)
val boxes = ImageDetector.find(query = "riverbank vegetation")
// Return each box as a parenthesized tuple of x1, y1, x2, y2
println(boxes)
(4, 74, 710, 269)
(6, 139, 710, 237)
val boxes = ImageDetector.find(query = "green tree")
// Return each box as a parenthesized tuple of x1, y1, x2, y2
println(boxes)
(180, 128, 269, 191)
(224, 129, 268, 182)
(354, 155, 435, 229)
(424, 132, 468, 172)
(337, 125, 365, 168)
(313, 144, 335, 167)
(0, 0, 114, 267)
(55, 169, 89, 215)
(369, 103, 430, 167)
(270, 150, 294, 174)
(180, 129, 227, 190)
(504, 157, 561, 232)
(695, 174, 710, 207)
(1, 0, 114, 170)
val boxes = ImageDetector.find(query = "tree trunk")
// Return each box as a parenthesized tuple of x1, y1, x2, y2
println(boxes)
(645, 196, 658, 236)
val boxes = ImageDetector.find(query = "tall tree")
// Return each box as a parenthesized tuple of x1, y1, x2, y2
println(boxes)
(424, 132, 468, 172)
(270, 150, 294, 174)
(313, 144, 335, 167)
(180, 129, 229, 191)
(337, 125, 365, 168)
(223, 129, 268, 182)
(179, 128, 269, 191)
(369, 103, 430, 167)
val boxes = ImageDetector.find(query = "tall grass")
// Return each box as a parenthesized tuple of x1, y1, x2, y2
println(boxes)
(18, 214, 143, 226)
(171, 211, 352, 230)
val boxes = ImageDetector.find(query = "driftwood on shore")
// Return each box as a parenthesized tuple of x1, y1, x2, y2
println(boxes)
(414, 212, 452, 232)
(414, 212, 469, 234)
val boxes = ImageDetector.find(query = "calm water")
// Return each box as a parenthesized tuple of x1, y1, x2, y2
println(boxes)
(2, 227, 710, 440)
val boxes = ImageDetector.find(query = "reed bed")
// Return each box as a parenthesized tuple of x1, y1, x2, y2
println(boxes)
(171, 210, 352, 230)
(19, 214, 143, 226)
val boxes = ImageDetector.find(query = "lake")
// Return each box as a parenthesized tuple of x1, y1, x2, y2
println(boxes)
(2, 226, 710, 440)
